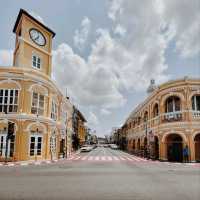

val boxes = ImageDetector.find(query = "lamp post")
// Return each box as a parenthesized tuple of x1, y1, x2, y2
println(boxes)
(145, 119, 150, 159)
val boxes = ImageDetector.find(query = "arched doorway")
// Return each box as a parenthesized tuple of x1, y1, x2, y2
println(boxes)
(137, 139, 140, 150)
(144, 137, 147, 149)
(132, 139, 135, 149)
(166, 134, 183, 162)
(154, 136, 159, 160)
(194, 134, 200, 162)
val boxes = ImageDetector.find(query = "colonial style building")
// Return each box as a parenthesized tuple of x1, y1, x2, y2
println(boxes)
(125, 78, 200, 162)
(0, 9, 75, 161)
(72, 106, 87, 148)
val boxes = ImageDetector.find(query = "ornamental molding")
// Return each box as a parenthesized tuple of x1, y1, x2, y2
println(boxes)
(0, 78, 22, 90)
(161, 131, 188, 143)
(25, 121, 47, 133)
(0, 113, 56, 126)
(28, 83, 48, 96)
(0, 70, 61, 96)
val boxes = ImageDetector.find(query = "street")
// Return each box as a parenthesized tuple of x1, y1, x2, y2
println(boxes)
(0, 147, 199, 200)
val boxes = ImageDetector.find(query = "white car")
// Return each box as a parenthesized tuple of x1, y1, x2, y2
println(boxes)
(80, 145, 93, 152)
(109, 144, 119, 149)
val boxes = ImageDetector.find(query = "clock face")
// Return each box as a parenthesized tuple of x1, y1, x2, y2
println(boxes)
(29, 28, 46, 46)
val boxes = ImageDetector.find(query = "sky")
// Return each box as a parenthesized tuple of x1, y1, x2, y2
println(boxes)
(0, 0, 200, 137)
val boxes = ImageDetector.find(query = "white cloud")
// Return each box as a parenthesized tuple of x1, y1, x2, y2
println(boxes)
(100, 108, 111, 116)
(114, 24, 126, 37)
(0, 50, 13, 66)
(73, 17, 91, 50)
(51, 0, 199, 135)
(87, 111, 99, 126)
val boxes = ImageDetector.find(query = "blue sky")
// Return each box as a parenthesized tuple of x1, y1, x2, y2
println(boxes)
(0, 0, 199, 136)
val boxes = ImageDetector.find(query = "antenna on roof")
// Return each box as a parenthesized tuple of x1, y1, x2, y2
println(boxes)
(66, 88, 69, 100)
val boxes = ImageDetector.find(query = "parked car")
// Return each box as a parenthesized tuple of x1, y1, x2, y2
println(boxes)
(109, 144, 119, 150)
(80, 145, 93, 152)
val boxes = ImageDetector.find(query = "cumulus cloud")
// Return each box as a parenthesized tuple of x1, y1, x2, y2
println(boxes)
(73, 17, 91, 50)
(0, 50, 13, 66)
(52, 0, 199, 133)
(87, 111, 99, 126)
(100, 108, 111, 116)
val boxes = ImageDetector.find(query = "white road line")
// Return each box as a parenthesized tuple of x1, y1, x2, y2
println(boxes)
(88, 156, 93, 161)
(101, 156, 106, 161)
(119, 156, 126, 161)
(95, 156, 99, 161)
(123, 156, 133, 161)
(107, 156, 112, 161)
(74, 156, 81, 160)
(20, 163, 29, 166)
(131, 156, 142, 162)
(8, 163, 15, 166)
(81, 156, 87, 161)
(113, 156, 119, 161)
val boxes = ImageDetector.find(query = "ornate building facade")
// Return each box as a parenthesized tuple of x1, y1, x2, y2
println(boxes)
(0, 9, 74, 161)
(126, 78, 200, 162)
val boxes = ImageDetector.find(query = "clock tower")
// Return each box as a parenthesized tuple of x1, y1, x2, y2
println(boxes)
(13, 9, 56, 77)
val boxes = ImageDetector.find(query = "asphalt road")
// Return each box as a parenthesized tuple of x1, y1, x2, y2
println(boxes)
(0, 147, 199, 200)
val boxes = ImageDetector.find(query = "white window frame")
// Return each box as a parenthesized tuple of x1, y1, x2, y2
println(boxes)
(51, 101, 58, 121)
(29, 133, 43, 157)
(0, 89, 19, 114)
(32, 54, 42, 69)
(192, 95, 200, 111)
(31, 92, 45, 116)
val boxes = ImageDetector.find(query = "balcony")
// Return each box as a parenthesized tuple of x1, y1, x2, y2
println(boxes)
(162, 111, 183, 122)
(191, 110, 200, 119)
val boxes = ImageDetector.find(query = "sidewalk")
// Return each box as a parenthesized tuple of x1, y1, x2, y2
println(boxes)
(0, 150, 81, 167)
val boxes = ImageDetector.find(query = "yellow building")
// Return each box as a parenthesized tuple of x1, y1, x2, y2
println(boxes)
(125, 78, 200, 162)
(72, 106, 87, 147)
(0, 9, 73, 161)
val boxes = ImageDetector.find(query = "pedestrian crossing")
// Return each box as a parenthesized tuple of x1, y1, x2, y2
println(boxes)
(67, 155, 148, 162)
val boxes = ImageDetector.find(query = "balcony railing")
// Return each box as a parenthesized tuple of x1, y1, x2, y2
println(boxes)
(162, 111, 183, 122)
(127, 110, 200, 137)
(191, 110, 200, 119)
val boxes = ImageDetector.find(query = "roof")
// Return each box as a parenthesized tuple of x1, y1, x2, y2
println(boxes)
(73, 106, 87, 122)
(13, 9, 56, 38)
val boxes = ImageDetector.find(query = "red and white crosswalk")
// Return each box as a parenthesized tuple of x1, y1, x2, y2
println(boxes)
(67, 155, 148, 162)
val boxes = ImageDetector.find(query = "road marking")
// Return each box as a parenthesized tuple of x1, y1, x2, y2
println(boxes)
(101, 156, 106, 161)
(74, 156, 81, 160)
(20, 163, 29, 166)
(119, 156, 126, 161)
(113, 156, 119, 161)
(107, 156, 112, 161)
(95, 156, 99, 161)
(131, 156, 143, 162)
(88, 156, 93, 161)
(81, 156, 87, 161)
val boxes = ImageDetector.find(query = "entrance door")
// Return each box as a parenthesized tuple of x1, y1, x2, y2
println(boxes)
(0, 133, 14, 158)
(154, 136, 159, 160)
(167, 134, 183, 162)
(50, 136, 57, 160)
(194, 134, 200, 162)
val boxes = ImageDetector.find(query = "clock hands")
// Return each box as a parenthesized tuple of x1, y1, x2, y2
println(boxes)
(30, 28, 46, 46)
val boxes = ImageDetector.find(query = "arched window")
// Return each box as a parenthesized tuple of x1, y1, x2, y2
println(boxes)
(165, 96, 181, 113)
(153, 104, 159, 117)
(143, 111, 148, 122)
(192, 95, 200, 111)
